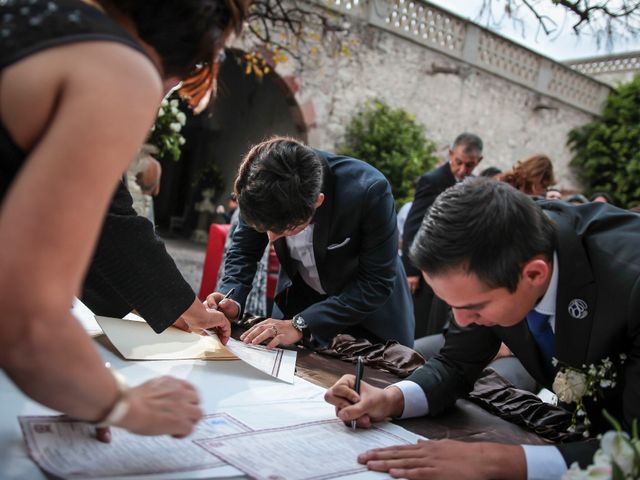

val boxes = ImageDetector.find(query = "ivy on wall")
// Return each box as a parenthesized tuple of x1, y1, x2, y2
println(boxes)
(568, 75, 640, 208)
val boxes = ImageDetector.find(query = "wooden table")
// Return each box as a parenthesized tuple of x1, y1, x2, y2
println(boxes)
(294, 347, 547, 445)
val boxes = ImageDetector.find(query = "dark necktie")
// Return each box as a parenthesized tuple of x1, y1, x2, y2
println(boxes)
(526, 310, 555, 364)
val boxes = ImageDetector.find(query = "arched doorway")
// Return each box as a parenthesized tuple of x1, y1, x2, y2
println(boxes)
(155, 49, 308, 236)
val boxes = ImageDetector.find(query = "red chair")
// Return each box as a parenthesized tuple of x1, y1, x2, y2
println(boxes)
(198, 223, 231, 300)
(198, 224, 281, 309)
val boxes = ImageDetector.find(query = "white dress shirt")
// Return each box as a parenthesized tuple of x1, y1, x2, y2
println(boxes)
(394, 253, 568, 479)
(285, 224, 325, 295)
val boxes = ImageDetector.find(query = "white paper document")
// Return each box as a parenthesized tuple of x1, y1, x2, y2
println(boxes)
(196, 419, 413, 480)
(19, 413, 251, 479)
(216, 336, 297, 384)
(71, 298, 103, 337)
(95, 314, 297, 383)
(95, 315, 237, 361)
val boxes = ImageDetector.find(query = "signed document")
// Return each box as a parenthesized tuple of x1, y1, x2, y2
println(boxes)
(196, 419, 413, 480)
(19, 413, 251, 479)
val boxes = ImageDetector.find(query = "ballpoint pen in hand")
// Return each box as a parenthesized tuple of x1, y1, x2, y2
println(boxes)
(204, 288, 235, 337)
(214, 287, 235, 311)
(351, 355, 364, 430)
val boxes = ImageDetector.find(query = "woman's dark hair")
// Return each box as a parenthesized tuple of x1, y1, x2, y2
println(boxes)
(105, 0, 248, 110)
(409, 177, 556, 292)
(234, 137, 324, 233)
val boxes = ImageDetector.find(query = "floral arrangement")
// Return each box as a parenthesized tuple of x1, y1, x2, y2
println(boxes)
(552, 354, 626, 437)
(563, 412, 639, 479)
(145, 97, 187, 161)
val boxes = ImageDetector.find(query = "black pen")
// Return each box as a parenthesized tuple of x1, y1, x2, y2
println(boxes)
(216, 287, 235, 310)
(351, 355, 364, 430)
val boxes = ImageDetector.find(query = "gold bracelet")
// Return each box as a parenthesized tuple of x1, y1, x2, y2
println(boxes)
(95, 363, 130, 428)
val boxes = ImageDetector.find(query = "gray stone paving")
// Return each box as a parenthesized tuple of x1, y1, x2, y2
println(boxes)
(161, 235, 207, 294)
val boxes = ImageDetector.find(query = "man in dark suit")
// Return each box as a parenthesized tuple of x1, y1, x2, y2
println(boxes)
(325, 178, 640, 479)
(209, 137, 414, 349)
(402, 133, 483, 338)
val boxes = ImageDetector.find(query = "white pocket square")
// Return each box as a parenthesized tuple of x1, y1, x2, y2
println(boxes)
(327, 237, 351, 250)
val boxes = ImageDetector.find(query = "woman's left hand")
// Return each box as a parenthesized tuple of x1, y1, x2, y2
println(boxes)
(240, 319, 302, 348)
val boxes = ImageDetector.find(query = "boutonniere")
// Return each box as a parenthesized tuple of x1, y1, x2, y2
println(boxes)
(552, 354, 627, 436)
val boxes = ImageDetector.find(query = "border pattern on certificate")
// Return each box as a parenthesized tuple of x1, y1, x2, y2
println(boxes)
(195, 419, 411, 480)
(19, 412, 252, 478)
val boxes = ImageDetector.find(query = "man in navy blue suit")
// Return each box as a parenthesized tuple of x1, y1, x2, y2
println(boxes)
(208, 137, 414, 349)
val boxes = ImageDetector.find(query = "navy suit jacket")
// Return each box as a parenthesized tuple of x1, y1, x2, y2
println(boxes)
(402, 162, 456, 276)
(219, 150, 414, 348)
(406, 201, 640, 467)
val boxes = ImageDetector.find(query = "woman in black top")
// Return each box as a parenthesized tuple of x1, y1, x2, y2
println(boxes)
(0, 0, 246, 439)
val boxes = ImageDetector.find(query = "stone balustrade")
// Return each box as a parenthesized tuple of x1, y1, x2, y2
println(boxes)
(566, 51, 640, 75)
(318, 0, 611, 115)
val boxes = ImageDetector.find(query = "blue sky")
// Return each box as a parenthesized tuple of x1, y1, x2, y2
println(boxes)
(428, 0, 640, 61)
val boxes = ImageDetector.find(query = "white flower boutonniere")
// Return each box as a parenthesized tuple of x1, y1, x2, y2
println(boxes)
(552, 354, 626, 436)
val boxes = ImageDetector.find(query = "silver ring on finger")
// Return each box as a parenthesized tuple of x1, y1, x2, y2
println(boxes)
(270, 325, 278, 336)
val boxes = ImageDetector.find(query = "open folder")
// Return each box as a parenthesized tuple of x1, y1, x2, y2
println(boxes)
(95, 316, 237, 361)
(94, 315, 297, 383)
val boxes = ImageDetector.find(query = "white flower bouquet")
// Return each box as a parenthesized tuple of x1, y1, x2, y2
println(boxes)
(145, 97, 187, 161)
(563, 412, 639, 480)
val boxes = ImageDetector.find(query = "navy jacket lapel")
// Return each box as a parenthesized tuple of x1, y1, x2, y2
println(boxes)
(311, 154, 335, 292)
(546, 208, 597, 369)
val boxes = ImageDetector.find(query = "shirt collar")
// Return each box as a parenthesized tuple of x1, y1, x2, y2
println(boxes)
(534, 251, 558, 317)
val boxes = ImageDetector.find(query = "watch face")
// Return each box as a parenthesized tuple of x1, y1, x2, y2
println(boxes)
(294, 315, 307, 329)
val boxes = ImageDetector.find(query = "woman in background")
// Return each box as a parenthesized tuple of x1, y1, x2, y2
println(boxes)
(0, 0, 246, 439)
(498, 154, 555, 196)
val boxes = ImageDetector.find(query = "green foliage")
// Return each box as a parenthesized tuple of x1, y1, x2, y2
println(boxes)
(568, 75, 640, 208)
(146, 94, 187, 162)
(338, 99, 438, 207)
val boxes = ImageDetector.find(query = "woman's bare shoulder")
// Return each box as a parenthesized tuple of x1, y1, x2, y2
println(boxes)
(2, 41, 162, 151)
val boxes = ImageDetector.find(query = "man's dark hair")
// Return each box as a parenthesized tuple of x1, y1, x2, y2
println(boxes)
(480, 166, 501, 178)
(589, 191, 614, 204)
(409, 177, 556, 292)
(234, 137, 324, 233)
(452, 133, 483, 155)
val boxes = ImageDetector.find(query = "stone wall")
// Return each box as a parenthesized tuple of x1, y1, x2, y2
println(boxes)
(235, 1, 610, 191)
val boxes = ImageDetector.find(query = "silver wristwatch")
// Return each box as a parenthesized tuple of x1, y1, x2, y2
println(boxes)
(291, 314, 308, 333)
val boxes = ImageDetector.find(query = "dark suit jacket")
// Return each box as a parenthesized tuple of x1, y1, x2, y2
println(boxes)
(218, 150, 414, 348)
(406, 201, 640, 467)
(402, 162, 456, 276)
(82, 178, 195, 333)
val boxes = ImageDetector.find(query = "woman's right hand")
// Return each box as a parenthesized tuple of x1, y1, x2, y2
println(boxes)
(116, 376, 202, 437)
